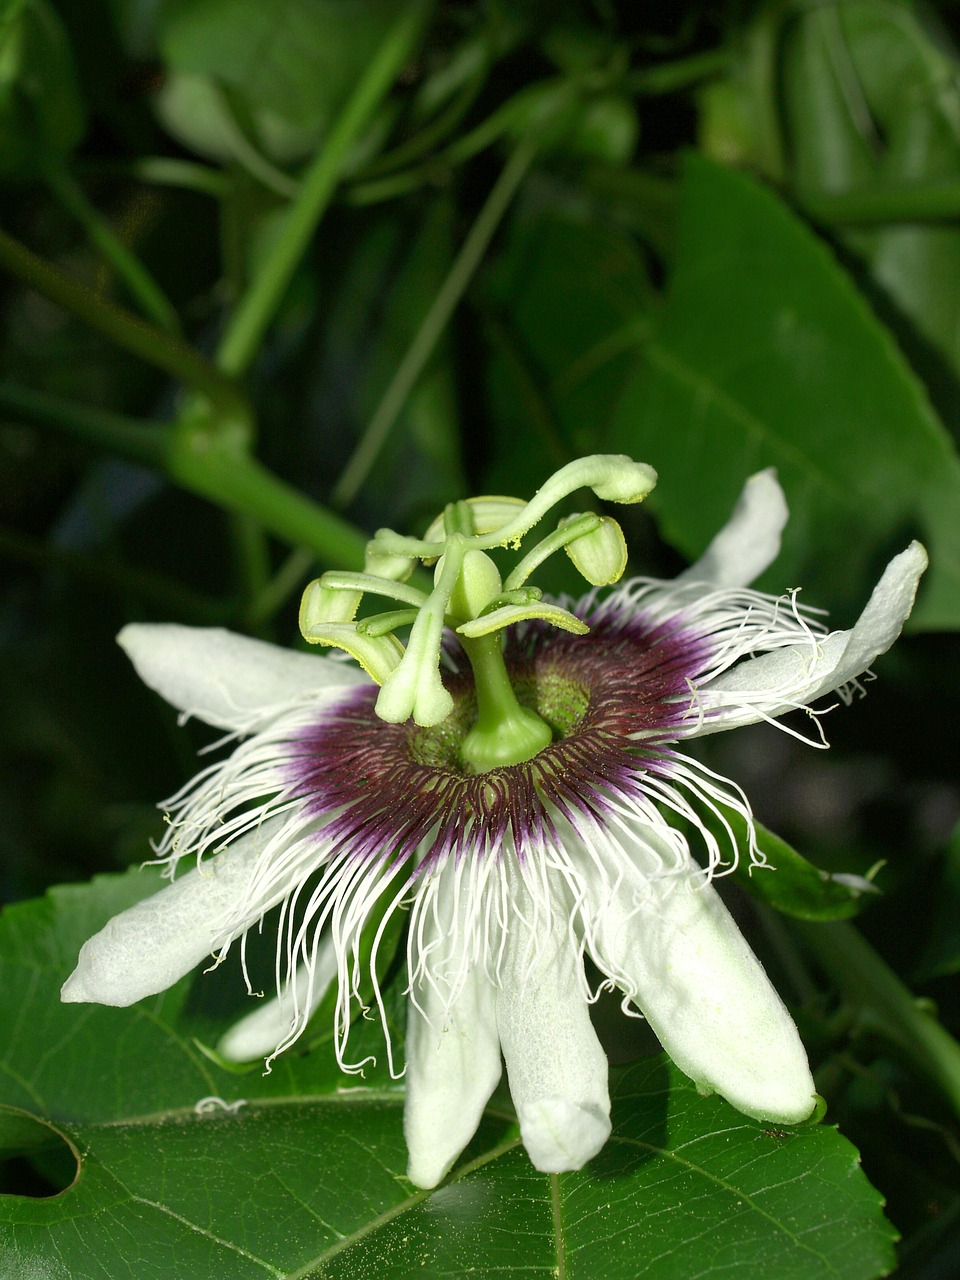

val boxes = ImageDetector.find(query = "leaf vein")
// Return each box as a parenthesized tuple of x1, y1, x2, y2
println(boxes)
(608, 1135, 838, 1268)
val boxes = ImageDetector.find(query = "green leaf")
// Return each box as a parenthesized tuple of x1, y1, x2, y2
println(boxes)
(1, 871, 896, 1278)
(730, 817, 872, 922)
(156, 0, 406, 161)
(0, 0, 86, 177)
(783, 2, 960, 398)
(606, 154, 960, 631)
(482, 209, 653, 498)
(311, 1062, 895, 1280)
(671, 801, 871, 919)
(295, 195, 464, 532)
(343, 195, 464, 527)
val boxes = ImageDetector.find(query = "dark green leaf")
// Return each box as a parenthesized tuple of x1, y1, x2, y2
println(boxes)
(914, 822, 960, 980)
(482, 208, 653, 498)
(0, 871, 895, 1278)
(301, 196, 464, 532)
(783, 2, 960, 409)
(156, 0, 406, 161)
(345, 196, 464, 527)
(725, 815, 871, 922)
(606, 154, 960, 630)
(0, 0, 85, 177)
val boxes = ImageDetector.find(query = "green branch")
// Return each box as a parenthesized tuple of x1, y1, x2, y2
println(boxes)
(81, 158, 231, 199)
(42, 162, 181, 333)
(798, 179, 960, 226)
(0, 382, 167, 469)
(167, 416, 369, 567)
(625, 48, 729, 95)
(345, 92, 527, 207)
(243, 547, 316, 629)
(797, 919, 960, 1119)
(1, 381, 371, 569)
(215, 1, 432, 378)
(0, 226, 250, 428)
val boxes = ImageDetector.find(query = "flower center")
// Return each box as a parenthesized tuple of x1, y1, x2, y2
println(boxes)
(407, 664, 591, 773)
(289, 609, 709, 870)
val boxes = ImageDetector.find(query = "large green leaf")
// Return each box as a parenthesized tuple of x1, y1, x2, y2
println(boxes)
(0, 1066, 897, 1280)
(606, 154, 960, 631)
(783, 2, 960, 403)
(1, 870, 896, 1278)
(720, 815, 873, 922)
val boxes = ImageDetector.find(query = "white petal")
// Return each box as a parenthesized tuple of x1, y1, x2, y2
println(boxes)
(404, 862, 503, 1189)
(588, 828, 815, 1124)
(118, 624, 368, 733)
(693, 542, 928, 736)
(495, 865, 611, 1173)
(678, 470, 788, 589)
(61, 821, 287, 1007)
(217, 940, 337, 1062)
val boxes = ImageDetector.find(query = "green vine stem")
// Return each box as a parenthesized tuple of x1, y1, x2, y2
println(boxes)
(345, 92, 529, 207)
(243, 547, 316, 629)
(80, 158, 231, 200)
(42, 161, 182, 333)
(214, 0, 432, 379)
(357, 35, 491, 181)
(331, 140, 538, 509)
(0, 382, 168, 469)
(796, 919, 960, 1119)
(1, 381, 370, 569)
(229, 511, 272, 608)
(166, 415, 370, 568)
(211, 84, 300, 199)
(625, 48, 730, 95)
(0, 227, 250, 429)
(798, 180, 960, 226)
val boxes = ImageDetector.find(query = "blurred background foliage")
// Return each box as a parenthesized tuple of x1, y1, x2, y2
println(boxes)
(1, 0, 960, 1273)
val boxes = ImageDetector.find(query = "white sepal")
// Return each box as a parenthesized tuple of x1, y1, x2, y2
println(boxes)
(118, 624, 365, 733)
(217, 940, 338, 1063)
(678, 469, 788, 589)
(404, 861, 502, 1189)
(586, 826, 816, 1125)
(495, 863, 611, 1172)
(694, 542, 928, 735)
(61, 820, 288, 1008)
